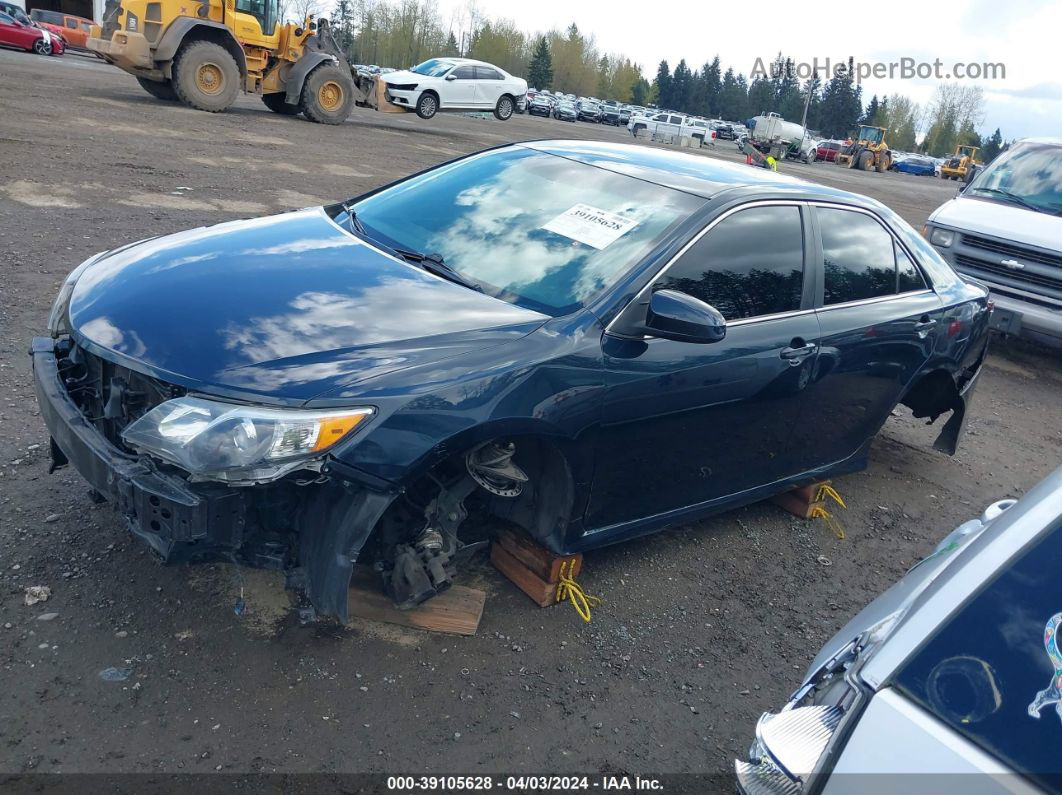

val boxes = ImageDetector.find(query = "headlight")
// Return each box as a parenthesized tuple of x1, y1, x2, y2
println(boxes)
(121, 397, 373, 483)
(930, 227, 955, 248)
(48, 253, 104, 337)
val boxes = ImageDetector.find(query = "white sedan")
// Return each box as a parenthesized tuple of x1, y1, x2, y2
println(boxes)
(380, 57, 528, 121)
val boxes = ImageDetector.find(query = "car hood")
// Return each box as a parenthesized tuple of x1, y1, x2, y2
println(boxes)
(68, 208, 548, 403)
(380, 70, 422, 84)
(929, 195, 1062, 251)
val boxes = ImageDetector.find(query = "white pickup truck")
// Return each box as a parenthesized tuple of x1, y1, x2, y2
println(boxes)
(628, 112, 716, 147)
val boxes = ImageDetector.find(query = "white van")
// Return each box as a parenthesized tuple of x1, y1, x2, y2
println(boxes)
(923, 138, 1062, 348)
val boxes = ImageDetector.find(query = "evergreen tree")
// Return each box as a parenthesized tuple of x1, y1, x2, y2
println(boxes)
(703, 56, 721, 116)
(982, 128, 1004, 162)
(332, 0, 355, 55)
(527, 36, 552, 90)
(631, 77, 649, 106)
(653, 60, 671, 108)
(443, 31, 460, 57)
(671, 59, 693, 112)
(863, 95, 880, 125)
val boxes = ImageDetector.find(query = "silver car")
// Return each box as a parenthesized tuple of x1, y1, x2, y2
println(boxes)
(736, 466, 1062, 794)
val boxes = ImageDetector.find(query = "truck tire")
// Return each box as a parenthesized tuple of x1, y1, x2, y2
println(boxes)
(857, 150, 874, 171)
(631, 123, 645, 137)
(493, 94, 514, 120)
(172, 40, 240, 113)
(416, 92, 438, 119)
(262, 91, 300, 115)
(875, 154, 890, 173)
(137, 77, 178, 101)
(299, 63, 354, 124)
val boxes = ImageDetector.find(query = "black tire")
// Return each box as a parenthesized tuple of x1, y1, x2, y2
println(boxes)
(33, 38, 51, 55)
(299, 63, 354, 124)
(632, 123, 645, 137)
(136, 76, 178, 101)
(416, 92, 438, 119)
(493, 94, 514, 121)
(262, 91, 300, 115)
(172, 40, 240, 112)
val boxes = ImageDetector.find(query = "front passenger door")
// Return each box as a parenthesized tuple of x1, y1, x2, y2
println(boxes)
(441, 64, 477, 107)
(587, 203, 822, 530)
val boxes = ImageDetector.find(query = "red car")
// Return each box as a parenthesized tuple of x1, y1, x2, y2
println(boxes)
(815, 140, 843, 162)
(0, 9, 64, 55)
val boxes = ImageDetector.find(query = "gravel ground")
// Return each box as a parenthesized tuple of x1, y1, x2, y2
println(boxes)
(1, 49, 1060, 783)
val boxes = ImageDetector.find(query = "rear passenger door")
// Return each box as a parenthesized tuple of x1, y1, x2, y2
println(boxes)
(473, 65, 505, 108)
(788, 204, 944, 469)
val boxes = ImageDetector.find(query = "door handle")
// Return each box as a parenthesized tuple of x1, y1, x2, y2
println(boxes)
(780, 342, 817, 362)
(914, 317, 937, 338)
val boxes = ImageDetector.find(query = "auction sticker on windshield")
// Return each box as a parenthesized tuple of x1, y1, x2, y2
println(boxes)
(542, 204, 639, 249)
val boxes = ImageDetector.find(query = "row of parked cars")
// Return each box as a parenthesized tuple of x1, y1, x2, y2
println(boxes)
(0, 1, 92, 56)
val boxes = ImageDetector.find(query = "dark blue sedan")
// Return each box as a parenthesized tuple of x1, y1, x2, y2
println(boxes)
(32, 142, 991, 619)
(893, 156, 937, 176)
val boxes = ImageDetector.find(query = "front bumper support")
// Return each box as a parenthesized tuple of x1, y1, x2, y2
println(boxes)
(30, 338, 247, 560)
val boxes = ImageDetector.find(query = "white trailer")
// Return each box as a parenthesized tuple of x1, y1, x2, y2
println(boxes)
(749, 112, 816, 163)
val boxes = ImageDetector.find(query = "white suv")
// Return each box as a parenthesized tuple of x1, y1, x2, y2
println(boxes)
(380, 57, 528, 121)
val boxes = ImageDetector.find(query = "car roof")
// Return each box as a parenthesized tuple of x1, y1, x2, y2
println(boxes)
(1015, 137, 1062, 146)
(518, 140, 862, 202)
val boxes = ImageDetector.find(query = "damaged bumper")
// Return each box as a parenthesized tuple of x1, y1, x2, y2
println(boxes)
(30, 337, 394, 621)
(31, 338, 248, 559)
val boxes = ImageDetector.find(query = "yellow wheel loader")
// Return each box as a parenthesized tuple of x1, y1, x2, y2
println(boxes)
(940, 145, 982, 180)
(87, 0, 362, 123)
(836, 125, 892, 173)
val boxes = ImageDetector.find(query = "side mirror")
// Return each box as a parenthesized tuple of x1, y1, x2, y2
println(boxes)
(642, 289, 726, 344)
(445, 73, 457, 81)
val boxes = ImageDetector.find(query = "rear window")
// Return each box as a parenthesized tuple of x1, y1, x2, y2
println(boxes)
(894, 518, 1062, 791)
(30, 8, 63, 23)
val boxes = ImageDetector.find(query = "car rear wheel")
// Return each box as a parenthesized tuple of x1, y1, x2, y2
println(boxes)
(136, 77, 178, 101)
(172, 40, 240, 112)
(416, 92, 438, 119)
(494, 95, 514, 120)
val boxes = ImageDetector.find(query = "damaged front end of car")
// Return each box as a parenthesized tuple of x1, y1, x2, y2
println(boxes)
(31, 334, 533, 622)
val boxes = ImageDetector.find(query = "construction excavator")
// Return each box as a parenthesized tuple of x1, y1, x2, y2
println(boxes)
(836, 125, 892, 173)
(86, 0, 387, 123)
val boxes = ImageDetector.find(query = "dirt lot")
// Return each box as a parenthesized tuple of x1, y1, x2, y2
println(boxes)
(1, 50, 1060, 783)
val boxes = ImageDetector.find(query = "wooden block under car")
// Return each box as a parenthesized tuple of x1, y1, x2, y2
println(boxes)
(490, 528, 583, 608)
(770, 480, 831, 519)
(346, 566, 485, 636)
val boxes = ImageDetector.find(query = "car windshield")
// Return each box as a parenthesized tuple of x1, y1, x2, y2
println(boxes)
(346, 147, 705, 316)
(411, 59, 455, 77)
(967, 142, 1062, 216)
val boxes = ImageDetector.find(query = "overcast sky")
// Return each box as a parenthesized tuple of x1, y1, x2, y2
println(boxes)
(433, 0, 1059, 139)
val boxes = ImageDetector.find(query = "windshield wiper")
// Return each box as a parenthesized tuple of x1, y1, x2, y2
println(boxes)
(391, 247, 483, 292)
(340, 201, 366, 235)
(969, 187, 1051, 214)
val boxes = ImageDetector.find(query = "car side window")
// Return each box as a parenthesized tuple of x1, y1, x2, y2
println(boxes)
(451, 66, 475, 79)
(653, 114, 667, 122)
(654, 205, 805, 320)
(0, 12, 12, 23)
(896, 242, 927, 292)
(66, 18, 77, 28)
(819, 208, 898, 305)
(475, 66, 502, 80)
(669, 115, 683, 124)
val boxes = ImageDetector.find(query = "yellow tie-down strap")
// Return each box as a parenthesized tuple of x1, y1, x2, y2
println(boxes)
(810, 483, 848, 539)
(555, 559, 602, 622)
